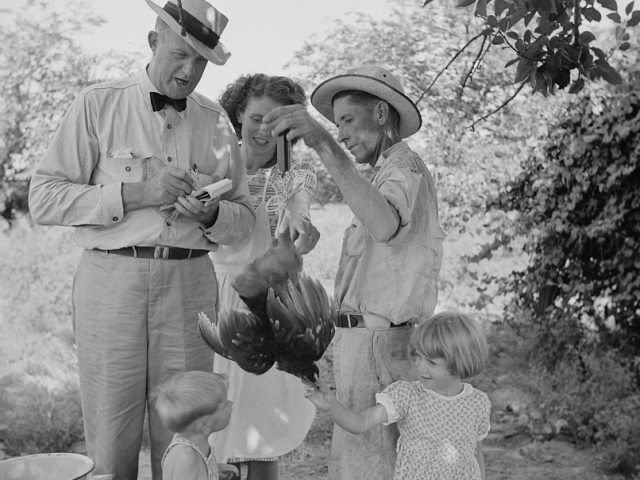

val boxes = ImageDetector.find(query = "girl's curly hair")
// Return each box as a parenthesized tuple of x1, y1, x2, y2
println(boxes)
(219, 74, 306, 139)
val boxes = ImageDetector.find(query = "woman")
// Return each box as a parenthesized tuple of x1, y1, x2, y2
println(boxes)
(210, 74, 320, 480)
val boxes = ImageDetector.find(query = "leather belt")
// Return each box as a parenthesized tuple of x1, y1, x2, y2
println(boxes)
(335, 313, 408, 329)
(93, 246, 209, 260)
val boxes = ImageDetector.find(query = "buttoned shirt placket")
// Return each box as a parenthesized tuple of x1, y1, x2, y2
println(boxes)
(160, 106, 183, 243)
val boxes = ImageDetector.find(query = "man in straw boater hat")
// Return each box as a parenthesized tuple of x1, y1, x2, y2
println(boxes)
(29, 1, 255, 478)
(264, 65, 446, 479)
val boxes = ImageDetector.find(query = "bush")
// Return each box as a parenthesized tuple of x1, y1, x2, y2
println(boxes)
(492, 71, 640, 475)
(531, 349, 640, 476)
(0, 374, 84, 456)
(591, 395, 640, 476)
(0, 223, 82, 456)
(496, 76, 640, 363)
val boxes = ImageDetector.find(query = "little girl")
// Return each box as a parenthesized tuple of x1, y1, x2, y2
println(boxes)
(153, 371, 238, 480)
(305, 311, 491, 480)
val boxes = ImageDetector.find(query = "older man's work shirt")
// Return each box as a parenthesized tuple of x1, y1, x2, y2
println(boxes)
(335, 141, 446, 323)
(29, 69, 254, 250)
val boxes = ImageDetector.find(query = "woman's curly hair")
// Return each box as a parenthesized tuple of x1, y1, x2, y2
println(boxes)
(219, 74, 306, 139)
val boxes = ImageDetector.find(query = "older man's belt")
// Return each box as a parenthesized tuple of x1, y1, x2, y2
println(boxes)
(335, 313, 408, 329)
(94, 246, 208, 260)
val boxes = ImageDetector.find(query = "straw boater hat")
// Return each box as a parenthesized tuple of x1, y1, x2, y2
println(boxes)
(145, 0, 231, 65)
(310, 65, 422, 138)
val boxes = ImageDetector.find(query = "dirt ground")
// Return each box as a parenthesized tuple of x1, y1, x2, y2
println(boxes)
(277, 417, 632, 479)
(276, 409, 624, 480)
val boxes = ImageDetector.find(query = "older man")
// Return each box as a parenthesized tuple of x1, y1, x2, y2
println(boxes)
(28, 1, 254, 478)
(264, 66, 445, 480)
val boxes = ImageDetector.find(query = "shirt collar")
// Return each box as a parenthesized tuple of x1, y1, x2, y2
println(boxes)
(139, 66, 187, 117)
(374, 141, 408, 171)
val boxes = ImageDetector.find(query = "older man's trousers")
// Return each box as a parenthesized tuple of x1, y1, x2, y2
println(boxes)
(72, 250, 216, 480)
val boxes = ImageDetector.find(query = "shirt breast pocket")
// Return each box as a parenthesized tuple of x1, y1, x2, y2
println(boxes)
(344, 221, 365, 257)
(100, 151, 156, 184)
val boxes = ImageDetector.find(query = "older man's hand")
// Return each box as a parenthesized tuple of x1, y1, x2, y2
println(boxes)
(263, 104, 333, 150)
(145, 165, 196, 206)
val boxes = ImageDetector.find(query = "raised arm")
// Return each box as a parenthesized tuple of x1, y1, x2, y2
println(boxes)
(264, 105, 400, 243)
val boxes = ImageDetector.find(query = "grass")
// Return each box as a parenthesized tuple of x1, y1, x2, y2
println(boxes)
(303, 203, 345, 292)
(0, 221, 83, 457)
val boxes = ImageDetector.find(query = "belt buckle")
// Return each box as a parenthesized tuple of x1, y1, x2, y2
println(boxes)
(154, 246, 169, 259)
(346, 313, 357, 328)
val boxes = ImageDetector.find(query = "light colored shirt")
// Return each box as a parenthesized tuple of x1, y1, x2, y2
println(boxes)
(334, 141, 446, 323)
(29, 69, 254, 250)
(161, 434, 219, 480)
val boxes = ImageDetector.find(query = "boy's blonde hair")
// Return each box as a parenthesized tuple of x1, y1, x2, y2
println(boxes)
(152, 371, 228, 433)
(408, 311, 488, 379)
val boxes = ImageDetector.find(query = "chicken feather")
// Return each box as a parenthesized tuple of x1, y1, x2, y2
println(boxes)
(199, 237, 334, 384)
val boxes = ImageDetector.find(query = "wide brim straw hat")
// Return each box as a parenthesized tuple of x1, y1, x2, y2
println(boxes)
(145, 0, 231, 65)
(310, 65, 422, 138)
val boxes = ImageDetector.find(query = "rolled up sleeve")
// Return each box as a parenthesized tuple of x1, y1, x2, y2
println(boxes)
(376, 169, 421, 245)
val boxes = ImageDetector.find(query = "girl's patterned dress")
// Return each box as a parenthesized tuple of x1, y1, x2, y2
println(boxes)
(210, 160, 317, 463)
(375, 382, 491, 480)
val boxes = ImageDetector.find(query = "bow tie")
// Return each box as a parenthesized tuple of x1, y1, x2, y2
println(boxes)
(150, 92, 187, 112)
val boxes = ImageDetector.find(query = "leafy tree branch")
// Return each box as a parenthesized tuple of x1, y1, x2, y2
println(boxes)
(422, 0, 640, 125)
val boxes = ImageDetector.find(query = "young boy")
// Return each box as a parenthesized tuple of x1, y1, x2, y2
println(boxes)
(153, 371, 238, 480)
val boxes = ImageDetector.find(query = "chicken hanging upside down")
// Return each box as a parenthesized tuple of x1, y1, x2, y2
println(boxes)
(198, 236, 335, 384)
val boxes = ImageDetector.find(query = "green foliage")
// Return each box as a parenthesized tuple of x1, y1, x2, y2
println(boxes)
(0, 223, 82, 455)
(496, 73, 640, 362)
(0, 0, 143, 223)
(487, 59, 640, 477)
(438, 210, 528, 319)
(533, 350, 640, 475)
(426, 0, 640, 96)
(484, 321, 640, 475)
(591, 395, 640, 475)
(0, 375, 84, 456)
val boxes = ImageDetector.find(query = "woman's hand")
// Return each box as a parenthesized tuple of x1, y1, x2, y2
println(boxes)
(277, 212, 320, 255)
(294, 220, 320, 254)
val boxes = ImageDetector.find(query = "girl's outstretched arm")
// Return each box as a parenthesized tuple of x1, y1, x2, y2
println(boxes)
(304, 382, 388, 434)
